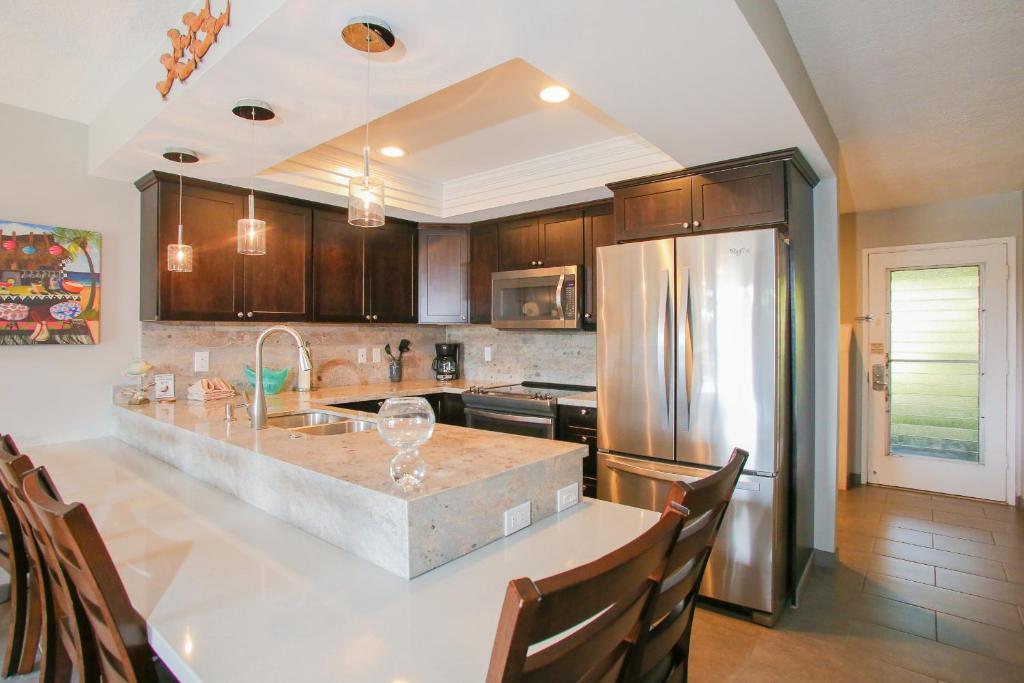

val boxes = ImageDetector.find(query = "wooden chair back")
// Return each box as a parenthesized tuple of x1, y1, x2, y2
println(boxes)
(1, 457, 97, 683)
(625, 448, 749, 683)
(22, 466, 158, 683)
(0, 435, 43, 677)
(486, 507, 687, 683)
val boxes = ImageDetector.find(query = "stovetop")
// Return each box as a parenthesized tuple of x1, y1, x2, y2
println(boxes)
(464, 383, 586, 401)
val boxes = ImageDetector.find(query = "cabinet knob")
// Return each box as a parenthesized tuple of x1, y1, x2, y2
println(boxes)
(461, 315, 467, 320)
(580, 408, 589, 415)
(246, 312, 253, 318)
(366, 315, 372, 321)
(584, 313, 592, 319)
(682, 222, 690, 229)
(693, 220, 701, 228)
(372, 314, 378, 321)
(530, 261, 536, 266)
(237, 312, 244, 319)
(538, 260, 543, 266)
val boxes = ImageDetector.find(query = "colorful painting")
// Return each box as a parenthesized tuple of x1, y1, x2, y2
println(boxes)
(0, 220, 101, 345)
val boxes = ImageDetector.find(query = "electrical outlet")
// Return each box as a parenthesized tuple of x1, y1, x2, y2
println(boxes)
(372, 347, 382, 363)
(193, 351, 209, 373)
(484, 346, 493, 362)
(357, 348, 367, 364)
(503, 501, 531, 536)
(556, 483, 580, 512)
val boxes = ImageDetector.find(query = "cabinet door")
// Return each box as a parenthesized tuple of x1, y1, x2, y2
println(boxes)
(367, 221, 417, 323)
(313, 209, 366, 322)
(691, 160, 785, 231)
(441, 393, 466, 426)
(538, 211, 584, 267)
(613, 176, 692, 242)
(159, 182, 244, 321)
(243, 198, 313, 321)
(497, 217, 540, 270)
(469, 224, 498, 324)
(583, 204, 614, 328)
(418, 227, 469, 324)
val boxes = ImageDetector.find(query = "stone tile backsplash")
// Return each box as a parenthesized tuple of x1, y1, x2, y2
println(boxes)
(141, 322, 446, 393)
(140, 321, 597, 393)
(445, 325, 596, 386)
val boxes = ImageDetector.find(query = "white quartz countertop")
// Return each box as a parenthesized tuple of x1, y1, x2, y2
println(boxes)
(29, 438, 657, 683)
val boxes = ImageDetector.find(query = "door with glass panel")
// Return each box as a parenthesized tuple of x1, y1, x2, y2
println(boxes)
(866, 242, 1011, 501)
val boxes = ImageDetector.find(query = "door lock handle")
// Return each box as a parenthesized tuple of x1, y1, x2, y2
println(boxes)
(871, 363, 887, 391)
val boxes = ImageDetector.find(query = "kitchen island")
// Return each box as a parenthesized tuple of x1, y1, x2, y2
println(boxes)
(112, 379, 586, 578)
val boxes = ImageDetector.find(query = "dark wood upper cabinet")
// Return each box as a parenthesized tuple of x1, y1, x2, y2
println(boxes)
(613, 176, 693, 242)
(469, 223, 498, 324)
(418, 226, 469, 324)
(313, 208, 366, 322)
(691, 160, 785, 232)
(539, 211, 585, 267)
(243, 198, 312, 321)
(366, 221, 417, 323)
(152, 181, 245, 321)
(497, 217, 540, 270)
(583, 204, 614, 328)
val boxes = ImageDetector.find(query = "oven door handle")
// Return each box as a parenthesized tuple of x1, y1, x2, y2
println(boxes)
(464, 408, 554, 425)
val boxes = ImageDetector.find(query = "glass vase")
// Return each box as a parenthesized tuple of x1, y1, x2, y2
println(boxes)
(377, 397, 435, 490)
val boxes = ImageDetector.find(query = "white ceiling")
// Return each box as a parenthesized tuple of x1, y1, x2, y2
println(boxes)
(777, 0, 1024, 213)
(0, 0, 199, 122)
(0, 1, 837, 221)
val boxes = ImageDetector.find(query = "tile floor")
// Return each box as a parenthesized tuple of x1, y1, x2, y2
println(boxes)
(687, 485, 1024, 682)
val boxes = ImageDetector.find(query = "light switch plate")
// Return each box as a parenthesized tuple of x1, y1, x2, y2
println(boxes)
(503, 502, 531, 536)
(556, 483, 580, 512)
(357, 348, 367, 364)
(193, 351, 209, 373)
(372, 347, 382, 363)
(484, 346, 493, 362)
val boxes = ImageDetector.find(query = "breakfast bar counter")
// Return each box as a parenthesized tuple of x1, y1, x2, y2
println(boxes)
(30, 438, 658, 683)
(111, 380, 586, 578)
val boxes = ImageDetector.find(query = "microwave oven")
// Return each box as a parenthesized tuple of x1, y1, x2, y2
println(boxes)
(490, 265, 581, 329)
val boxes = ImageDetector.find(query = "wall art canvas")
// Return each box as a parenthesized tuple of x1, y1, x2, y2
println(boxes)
(0, 220, 102, 345)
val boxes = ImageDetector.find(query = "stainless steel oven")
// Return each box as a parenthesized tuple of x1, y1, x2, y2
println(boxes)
(490, 265, 581, 329)
(464, 407, 556, 439)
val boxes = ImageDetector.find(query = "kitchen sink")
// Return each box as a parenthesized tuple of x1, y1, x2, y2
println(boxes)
(266, 411, 376, 436)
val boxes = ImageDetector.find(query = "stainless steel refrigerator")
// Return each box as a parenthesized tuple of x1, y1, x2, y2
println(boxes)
(596, 228, 791, 624)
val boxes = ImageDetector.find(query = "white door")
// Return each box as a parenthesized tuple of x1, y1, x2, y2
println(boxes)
(865, 242, 1012, 501)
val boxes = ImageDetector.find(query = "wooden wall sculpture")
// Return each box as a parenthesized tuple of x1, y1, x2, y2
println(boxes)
(157, 0, 231, 98)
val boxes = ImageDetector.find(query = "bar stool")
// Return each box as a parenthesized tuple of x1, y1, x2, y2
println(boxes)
(486, 505, 687, 682)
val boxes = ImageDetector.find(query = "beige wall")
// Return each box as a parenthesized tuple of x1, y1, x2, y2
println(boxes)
(0, 103, 140, 445)
(839, 190, 1024, 497)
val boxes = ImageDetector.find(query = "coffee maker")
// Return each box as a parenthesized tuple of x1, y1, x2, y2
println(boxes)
(432, 343, 460, 382)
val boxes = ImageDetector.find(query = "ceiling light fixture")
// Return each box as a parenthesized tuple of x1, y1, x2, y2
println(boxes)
(539, 85, 570, 103)
(342, 16, 395, 228)
(380, 146, 405, 158)
(232, 99, 275, 255)
(162, 147, 199, 272)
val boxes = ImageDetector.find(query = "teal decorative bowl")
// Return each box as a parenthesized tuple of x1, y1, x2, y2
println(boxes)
(243, 365, 289, 395)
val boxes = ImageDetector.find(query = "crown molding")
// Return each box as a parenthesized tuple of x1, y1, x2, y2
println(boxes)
(263, 133, 679, 219)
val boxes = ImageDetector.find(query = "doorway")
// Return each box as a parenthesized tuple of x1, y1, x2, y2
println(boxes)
(862, 239, 1016, 502)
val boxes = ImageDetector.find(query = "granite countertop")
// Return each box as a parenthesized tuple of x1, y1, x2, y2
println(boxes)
(117, 377, 580, 503)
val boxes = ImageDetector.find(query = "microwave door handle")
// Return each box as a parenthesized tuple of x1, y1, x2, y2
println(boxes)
(554, 273, 565, 319)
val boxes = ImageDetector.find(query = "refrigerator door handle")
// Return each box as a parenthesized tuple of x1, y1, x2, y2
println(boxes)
(656, 269, 671, 422)
(603, 457, 694, 483)
(678, 266, 691, 431)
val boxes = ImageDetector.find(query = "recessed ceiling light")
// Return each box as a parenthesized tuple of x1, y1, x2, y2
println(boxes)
(380, 146, 406, 158)
(539, 86, 570, 103)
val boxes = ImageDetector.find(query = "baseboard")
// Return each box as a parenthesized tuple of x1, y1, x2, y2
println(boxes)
(847, 473, 862, 488)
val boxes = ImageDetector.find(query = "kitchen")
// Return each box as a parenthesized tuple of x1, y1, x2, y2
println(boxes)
(2, 2, 1022, 682)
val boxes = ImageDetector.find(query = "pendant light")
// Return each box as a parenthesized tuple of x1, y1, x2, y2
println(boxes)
(162, 148, 199, 272)
(232, 99, 276, 254)
(342, 17, 395, 228)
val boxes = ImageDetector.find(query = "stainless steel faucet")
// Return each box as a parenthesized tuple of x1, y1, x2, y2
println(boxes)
(251, 325, 312, 429)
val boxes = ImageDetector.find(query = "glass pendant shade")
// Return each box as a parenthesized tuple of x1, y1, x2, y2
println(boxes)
(237, 194, 267, 255)
(348, 175, 386, 228)
(168, 227, 193, 272)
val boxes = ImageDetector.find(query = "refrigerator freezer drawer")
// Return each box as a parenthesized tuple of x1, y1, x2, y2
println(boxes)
(597, 452, 785, 616)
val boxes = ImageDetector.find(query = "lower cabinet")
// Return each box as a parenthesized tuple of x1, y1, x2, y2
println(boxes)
(330, 393, 463, 426)
(557, 405, 598, 498)
(441, 393, 465, 426)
